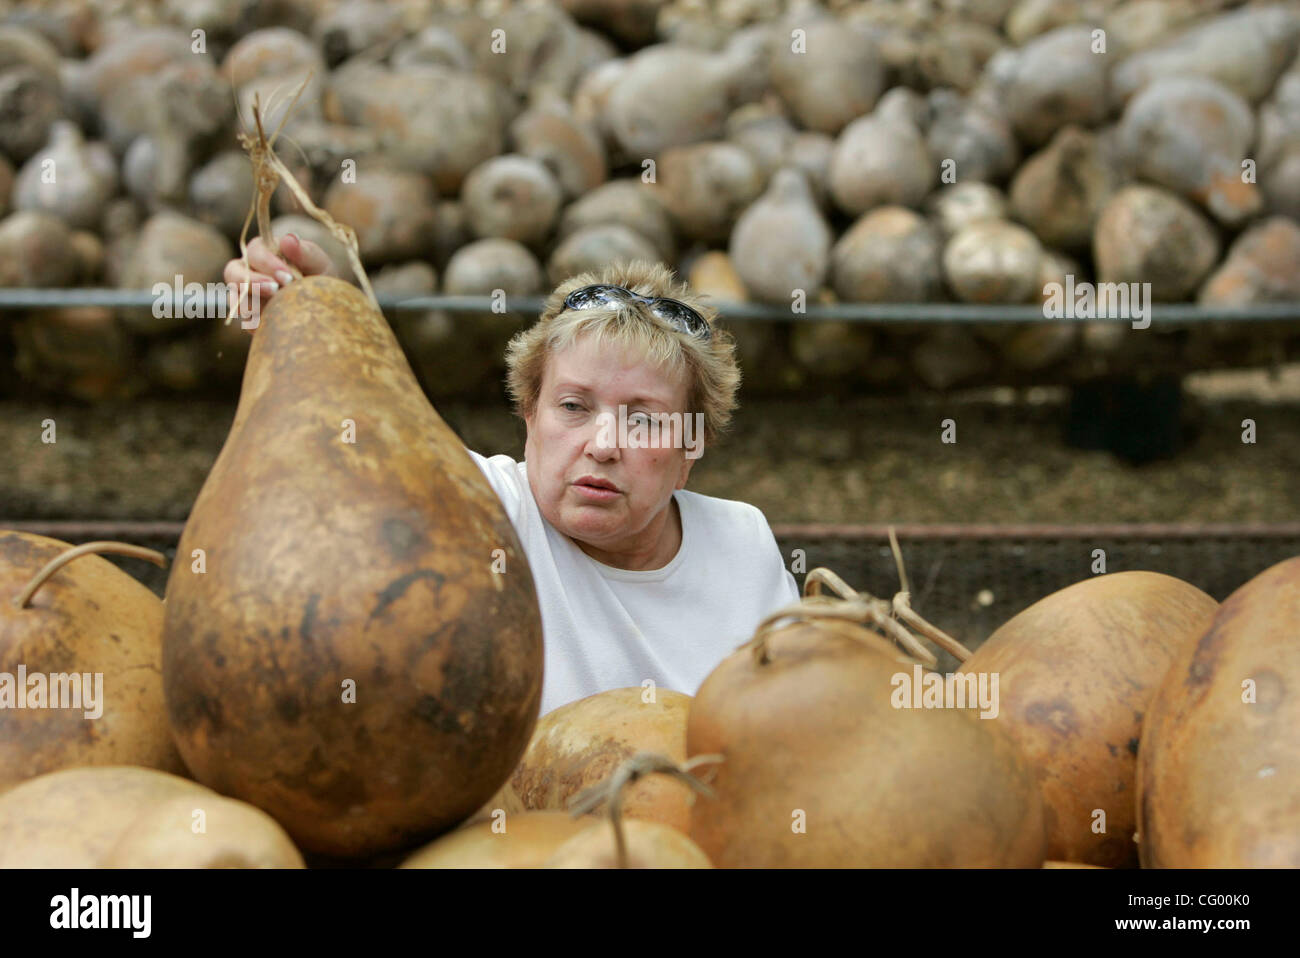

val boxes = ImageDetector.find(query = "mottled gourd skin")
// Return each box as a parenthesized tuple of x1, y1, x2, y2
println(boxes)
(0, 532, 186, 791)
(162, 275, 544, 858)
(511, 687, 693, 833)
(688, 619, 1048, 868)
(0, 766, 209, 868)
(544, 818, 713, 869)
(401, 811, 592, 869)
(0, 766, 303, 868)
(1137, 557, 1300, 867)
(959, 571, 1219, 868)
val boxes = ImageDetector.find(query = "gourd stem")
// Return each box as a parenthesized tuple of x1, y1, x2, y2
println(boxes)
(14, 541, 166, 609)
(566, 752, 719, 869)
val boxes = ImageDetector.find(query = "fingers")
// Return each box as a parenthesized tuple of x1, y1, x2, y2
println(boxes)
(228, 236, 292, 285)
(279, 233, 335, 278)
(222, 273, 274, 334)
(223, 259, 277, 293)
(222, 232, 337, 333)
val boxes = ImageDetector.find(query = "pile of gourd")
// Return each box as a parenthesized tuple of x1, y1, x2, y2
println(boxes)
(1, 0, 1299, 401)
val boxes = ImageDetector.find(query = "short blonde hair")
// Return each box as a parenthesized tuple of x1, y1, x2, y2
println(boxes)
(504, 260, 741, 446)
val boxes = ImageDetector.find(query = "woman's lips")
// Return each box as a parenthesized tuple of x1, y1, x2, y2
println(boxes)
(572, 480, 621, 501)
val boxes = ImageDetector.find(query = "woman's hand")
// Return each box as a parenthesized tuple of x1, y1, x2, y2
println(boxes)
(223, 233, 338, 332)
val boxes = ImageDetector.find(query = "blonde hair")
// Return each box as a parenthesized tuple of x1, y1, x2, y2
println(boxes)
(504, 260, 741, 446)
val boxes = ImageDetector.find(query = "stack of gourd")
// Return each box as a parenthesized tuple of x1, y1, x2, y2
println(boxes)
(0, 0, 1297, 401)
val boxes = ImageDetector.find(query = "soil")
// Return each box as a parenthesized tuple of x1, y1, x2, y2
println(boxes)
(5, 366, 1300, 523)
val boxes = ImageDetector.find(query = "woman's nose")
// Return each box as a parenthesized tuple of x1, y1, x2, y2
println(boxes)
(585, 414, 620, 459)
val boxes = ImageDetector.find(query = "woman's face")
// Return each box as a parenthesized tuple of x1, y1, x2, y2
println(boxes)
(524, 333, 699, 566)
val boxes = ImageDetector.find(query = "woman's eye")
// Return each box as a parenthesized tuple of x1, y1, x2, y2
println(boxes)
(561, 401, 583, 413)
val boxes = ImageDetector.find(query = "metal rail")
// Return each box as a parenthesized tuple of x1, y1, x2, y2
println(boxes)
(1, 288, 1299, 324)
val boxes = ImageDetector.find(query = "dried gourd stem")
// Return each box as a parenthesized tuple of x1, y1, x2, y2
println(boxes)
(888, 526, 910, 595)
(566, 752, 717, 869)
(223, 69, 258, 324)
(227, 77, 309, 323)
(803, 566, 860, 602)
(873, 605, 940, 665)
(894, 603, 973, 663)
(680, 752, 725, 786)
(795, 571, 938, 666)
(14, 542, 166, 609)
(252, 103, 296, 280)
(749, 595, 934, 668)
(259, 135, 379, 310)
(885, 530, 974, 663)
(226, 69, 379, 325)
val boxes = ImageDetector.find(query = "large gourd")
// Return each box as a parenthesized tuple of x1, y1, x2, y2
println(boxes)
(688, 599, 1047, 867)
(162, 276, 543, 858)
(958, 571, 1218, 867)
(1136, 556, 1300, 866)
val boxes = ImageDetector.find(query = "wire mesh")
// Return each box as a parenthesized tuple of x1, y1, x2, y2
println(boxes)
(7, 520, 1293, 677)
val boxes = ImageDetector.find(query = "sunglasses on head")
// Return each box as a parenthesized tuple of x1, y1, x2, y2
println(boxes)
(563, 284, 712, 341)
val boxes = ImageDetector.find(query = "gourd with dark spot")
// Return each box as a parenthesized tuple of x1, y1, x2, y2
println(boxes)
(162, 276, 543, 858)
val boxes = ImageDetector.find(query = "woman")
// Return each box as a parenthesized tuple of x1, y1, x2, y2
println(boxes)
(225, 238, 800, 715)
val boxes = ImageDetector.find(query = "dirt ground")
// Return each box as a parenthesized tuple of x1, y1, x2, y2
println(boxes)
(5, 366, 1300, 523)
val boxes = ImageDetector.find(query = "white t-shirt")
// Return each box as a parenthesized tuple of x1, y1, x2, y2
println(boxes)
(467, 449, 801, 716)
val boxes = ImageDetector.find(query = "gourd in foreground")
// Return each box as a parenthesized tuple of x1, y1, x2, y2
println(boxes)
(510, 686, 694, 832)
(958, 571, 1219, 867)
(162, 274, 544, 858)
(688, 567, 1047, 867)
(0, 765, 303, 868)
(0, 534, 184, 791)
(1137, 555, 1300, 867)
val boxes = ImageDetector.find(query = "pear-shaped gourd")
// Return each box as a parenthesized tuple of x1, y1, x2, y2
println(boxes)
(998, 26, 1109, 146)
(13, 121, 117, 231)
(162, 275, 543, 858)
(1110, 5, 1299, 107)
(828, 106, 933, 215)
(460, 154, 563, 247)
(509, 91, 607, 201)
(769, 13, 884, 135)
(602, 44, 754, 160)
(1009, 126, 1120, 252)
(0, 210, 78, 288)
(321, 166, 438, 265)
(440, 238, 543, 365)
(730, 167, 831, 305)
